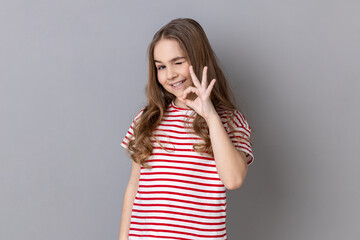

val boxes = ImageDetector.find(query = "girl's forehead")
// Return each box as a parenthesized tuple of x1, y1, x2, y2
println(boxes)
(153, 39, 186, 62)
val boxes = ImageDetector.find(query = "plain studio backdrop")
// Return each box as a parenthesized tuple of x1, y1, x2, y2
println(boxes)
(1, 0, 359, 239)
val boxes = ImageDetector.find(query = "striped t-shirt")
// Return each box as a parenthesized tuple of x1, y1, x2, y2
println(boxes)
(121, 101, 254, 240)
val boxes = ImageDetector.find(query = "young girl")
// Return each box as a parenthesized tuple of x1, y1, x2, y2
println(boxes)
(119, 18, 254, 240)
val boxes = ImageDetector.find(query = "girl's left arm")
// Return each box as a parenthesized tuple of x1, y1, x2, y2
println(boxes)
(206, 112, 248, 190)
(179, 65, 249, 190)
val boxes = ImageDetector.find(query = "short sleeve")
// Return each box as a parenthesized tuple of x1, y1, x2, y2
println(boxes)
(120, 108, 145, 152)
(221, 109, 254, 165)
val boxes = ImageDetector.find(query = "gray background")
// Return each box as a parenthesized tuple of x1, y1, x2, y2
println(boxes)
(1, 0, 359, 239)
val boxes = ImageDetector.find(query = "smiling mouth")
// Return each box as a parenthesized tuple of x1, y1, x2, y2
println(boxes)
(170, 79, 186, 87)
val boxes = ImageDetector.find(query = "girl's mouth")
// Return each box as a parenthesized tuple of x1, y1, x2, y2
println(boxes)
(170, 79, 187, 89)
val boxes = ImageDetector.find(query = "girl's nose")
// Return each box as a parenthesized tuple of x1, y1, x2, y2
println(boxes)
(166, 67, 178, 79)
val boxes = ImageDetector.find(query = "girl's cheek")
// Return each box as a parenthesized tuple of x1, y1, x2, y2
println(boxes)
(158, 72, 166, 83)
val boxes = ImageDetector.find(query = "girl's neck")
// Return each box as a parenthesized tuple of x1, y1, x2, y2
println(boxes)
(174, 98, 191, 109)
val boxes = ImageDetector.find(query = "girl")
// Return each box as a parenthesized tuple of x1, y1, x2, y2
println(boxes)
(119, 18, 254, 240)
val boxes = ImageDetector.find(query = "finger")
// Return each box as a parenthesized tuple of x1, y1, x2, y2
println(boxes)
(183, 98, 196, 109)
(205, 79, 216, 97)
(178, 93, 196, 109)
(182, 86, 199, 99)
(189, 65, 201, 88)
(201, 66, 208, 88)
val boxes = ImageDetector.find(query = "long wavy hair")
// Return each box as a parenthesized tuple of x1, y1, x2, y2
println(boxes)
(127, 18, 245, 168)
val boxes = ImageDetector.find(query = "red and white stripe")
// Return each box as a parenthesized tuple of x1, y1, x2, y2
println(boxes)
(121, 101, 253, 239)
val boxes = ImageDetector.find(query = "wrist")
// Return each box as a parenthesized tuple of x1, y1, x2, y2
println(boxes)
(205, 111, 221, 126)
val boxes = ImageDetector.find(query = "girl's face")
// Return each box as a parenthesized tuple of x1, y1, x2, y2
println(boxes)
(154, 39, 193, 104)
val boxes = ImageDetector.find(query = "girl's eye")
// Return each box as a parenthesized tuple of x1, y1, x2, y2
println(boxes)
(157, 65, 165, 70)
(156, 62, 184, 70)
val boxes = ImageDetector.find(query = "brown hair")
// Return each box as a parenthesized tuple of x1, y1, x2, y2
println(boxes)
(127, 18, 244, 168)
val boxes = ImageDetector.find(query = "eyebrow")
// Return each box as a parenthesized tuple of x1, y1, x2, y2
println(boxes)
(154, 56, 185, 64)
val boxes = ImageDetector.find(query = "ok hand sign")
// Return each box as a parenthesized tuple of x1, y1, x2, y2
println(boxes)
(178, 65, 217, 121)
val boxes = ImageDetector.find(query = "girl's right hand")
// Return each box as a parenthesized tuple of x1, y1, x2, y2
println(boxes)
(179, 65, 217, 121)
